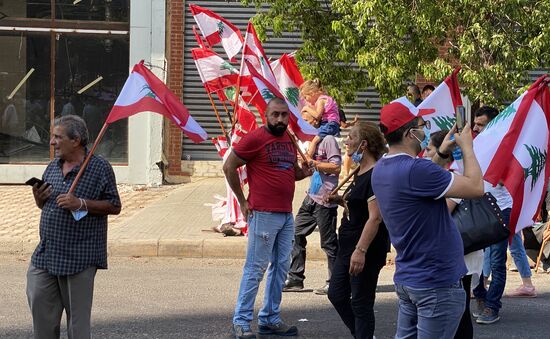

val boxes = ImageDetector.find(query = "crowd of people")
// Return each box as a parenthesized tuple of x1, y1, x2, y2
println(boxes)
(25, 80, 550, 339)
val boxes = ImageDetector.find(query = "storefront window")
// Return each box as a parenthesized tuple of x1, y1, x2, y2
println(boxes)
(0, 33, 51, 163)
(55, 34, 129, 163)
(55, 0, 129, 22)
(0, 1, 129, 164)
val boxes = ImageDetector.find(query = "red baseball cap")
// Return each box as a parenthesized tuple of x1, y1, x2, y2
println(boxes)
(380, 97, 435, 135)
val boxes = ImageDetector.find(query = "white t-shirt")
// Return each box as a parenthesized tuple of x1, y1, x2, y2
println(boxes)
(484, 181, 512, 210)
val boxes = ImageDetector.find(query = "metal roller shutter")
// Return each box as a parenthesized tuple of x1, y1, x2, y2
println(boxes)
(182, 1, 382, 161)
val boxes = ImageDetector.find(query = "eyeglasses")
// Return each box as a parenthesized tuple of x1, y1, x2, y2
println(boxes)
(417, 120, 431, 130)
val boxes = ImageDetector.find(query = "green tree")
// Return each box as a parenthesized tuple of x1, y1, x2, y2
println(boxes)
(241, 0, 550, 106)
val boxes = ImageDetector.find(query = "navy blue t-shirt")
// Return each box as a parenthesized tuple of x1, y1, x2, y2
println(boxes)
(372, 153, 467, 288)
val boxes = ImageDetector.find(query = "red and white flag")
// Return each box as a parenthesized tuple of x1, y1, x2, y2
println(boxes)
(219, 86, 259, 133)
(475, 75, 550, 236)
(418, 68, 463, 133)
(107, 61, 207, 143)
(192, 25, 206, 49)
(245, 60, 318, 141)
(271, 53, 304, 110)
(191, 48, 239, 93)
(189, 4, 243, 62)
(211, 136, 248, 234)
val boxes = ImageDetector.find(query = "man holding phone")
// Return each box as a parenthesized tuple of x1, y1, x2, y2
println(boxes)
(27, 115, 121, 339)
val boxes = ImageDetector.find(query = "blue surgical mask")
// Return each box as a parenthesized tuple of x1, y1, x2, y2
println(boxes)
(351, 141, 365, 164)
(412, 126, 430, 151)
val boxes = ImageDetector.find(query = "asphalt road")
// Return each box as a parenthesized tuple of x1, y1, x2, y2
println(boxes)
(1, 255, 549, 338)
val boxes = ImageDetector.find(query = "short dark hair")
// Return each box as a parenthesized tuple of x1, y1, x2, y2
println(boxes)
(54, 115, 89, 146)
(430, 129, 448, 149)
(266, 97, 287, 111)
(381, 118, 419, 145)
(422, 85, 435, 94)
(407, 84, 420, 96)
(474, 106, 499, 122)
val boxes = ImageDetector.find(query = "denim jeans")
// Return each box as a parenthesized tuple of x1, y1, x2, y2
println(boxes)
(288, 196, 338, 284)
(233, 211, 294, 326)
(509, 232, 532, 278)
(473, 208, 511, 313)
(395, 281, 465, 339)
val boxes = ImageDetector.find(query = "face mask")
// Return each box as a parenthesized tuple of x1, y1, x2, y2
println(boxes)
(351, 141, 365, 164)
(411, 126, 430, 151)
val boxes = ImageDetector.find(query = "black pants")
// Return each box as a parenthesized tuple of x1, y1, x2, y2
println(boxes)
(288, 196, 338, 284)
(327, 245, 385, 339)
(454, 274, 473, 339)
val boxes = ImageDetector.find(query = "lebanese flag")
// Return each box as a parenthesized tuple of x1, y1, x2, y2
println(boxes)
(192, 25, 206, 49)
(271, 53, 304, 109)
(107, 61, 207, 143)
(191, 48, 239, 93)
(475, 75, 550, 237)
(236, 22, 278, 114)
(245, 60, 318, 141)
(189, 4, 243, 62)
(418, 68, 463, 133)
(211, 136, 248, 234)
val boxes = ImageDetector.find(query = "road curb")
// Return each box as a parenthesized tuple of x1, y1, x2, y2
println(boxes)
(2, 237, 396, 263)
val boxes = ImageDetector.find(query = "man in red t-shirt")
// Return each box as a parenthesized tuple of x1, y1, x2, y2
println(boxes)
(224, 98, 312, 339)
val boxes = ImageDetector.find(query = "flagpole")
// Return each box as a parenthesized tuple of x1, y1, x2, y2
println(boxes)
(68, 122, 110, 194)
(204, 87, 229, 139)
(285, 130, 307, 163)
(330, 166, 361, 195)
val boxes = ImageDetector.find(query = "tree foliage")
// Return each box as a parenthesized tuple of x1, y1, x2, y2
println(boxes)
(241, 0, 550, 107)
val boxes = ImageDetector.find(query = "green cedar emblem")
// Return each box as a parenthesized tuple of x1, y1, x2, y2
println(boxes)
(217, 22, 224, 37)
(224, 87, 236, 101)
(432, 116, 455, 131)
(220, 61, 238, 74)
(523, 144, 547, 191)
(285, 87, 300, 107)
(261, 88, 276, 101)
(486, 105, 516, 130)
(140, 85, 156, 99)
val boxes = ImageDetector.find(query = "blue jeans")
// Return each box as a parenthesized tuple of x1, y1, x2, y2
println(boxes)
(509, 232, 532, 278)
(233, 211, 294, 326)
(395, 282, 465, 339)
(473, 208, 511, 313)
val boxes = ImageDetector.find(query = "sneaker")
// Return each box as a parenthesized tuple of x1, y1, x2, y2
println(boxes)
(472, 299, 485, 318)
(258, 321, 298, 336)
(283, 280, 304, 292)
(314, 284, 329, 295)
(232, 324, 256, 339)
(476, 308, 500, 324)
(506, 285, 536, 298)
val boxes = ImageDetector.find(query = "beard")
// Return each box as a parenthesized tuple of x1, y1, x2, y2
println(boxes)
(267, 122, 287, 136)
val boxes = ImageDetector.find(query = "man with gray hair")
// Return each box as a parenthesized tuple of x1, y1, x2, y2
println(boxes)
(27, 115, 121, 339)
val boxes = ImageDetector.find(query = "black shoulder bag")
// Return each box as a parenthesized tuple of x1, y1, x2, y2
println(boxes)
(452, 192, 510, 254)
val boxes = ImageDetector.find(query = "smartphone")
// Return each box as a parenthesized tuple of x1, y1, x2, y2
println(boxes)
(25, 177, 50, 188)
(455, 105, 466, 132)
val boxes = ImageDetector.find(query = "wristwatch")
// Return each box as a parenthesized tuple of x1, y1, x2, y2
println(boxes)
(436, 149, 450, 159)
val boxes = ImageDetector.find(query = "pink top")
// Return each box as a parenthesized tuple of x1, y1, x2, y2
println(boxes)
(319, 95, 340, 123)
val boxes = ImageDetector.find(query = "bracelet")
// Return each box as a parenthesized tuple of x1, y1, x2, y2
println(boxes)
(72, 198, 83, 212)
(81, 198, 88, 212)
(436, 149, 450, 159)
(355, 245, 367, 254)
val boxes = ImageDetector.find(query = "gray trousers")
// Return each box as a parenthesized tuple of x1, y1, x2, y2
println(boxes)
(26, 265, 97, 339)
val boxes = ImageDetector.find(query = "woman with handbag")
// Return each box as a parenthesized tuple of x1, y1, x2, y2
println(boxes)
(431, 127, 484, 339)
(325, 122, 390, 339)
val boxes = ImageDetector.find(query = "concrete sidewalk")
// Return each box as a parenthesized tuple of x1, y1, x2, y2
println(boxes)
(0, 178, 333, 260)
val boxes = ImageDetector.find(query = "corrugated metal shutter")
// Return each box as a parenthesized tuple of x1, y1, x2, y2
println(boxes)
(182, 1, 381, 161)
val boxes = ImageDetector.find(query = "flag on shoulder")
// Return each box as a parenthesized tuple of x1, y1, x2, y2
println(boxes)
(189, 4, 243, 62)
(475, 75, 550, 236)
(107, 61, 207, 143)
(271, 53, 304, 110)
(418, 68, 463, 133)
